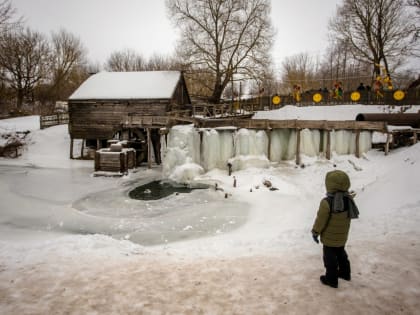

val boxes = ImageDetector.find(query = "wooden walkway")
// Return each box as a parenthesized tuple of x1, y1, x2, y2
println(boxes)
(170, 117, 385, 164)
(193, 117, 387, 131)
(111, 110, 405, 166)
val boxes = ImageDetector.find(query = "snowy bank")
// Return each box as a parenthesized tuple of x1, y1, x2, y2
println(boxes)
(1, 106, 420, 314)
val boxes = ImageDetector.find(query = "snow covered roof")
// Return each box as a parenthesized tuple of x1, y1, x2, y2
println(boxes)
(69, 71, 183, 100)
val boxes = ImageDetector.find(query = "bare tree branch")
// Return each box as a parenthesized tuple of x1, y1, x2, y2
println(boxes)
(167, 0, 274, 103)
(0, 28, 50, 108)
(329, 0, 417, 79)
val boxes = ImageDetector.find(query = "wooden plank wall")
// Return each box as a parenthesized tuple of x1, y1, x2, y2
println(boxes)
(69, 101, 169, 139)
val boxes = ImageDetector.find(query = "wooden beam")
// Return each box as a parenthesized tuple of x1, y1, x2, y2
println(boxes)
(147, 128, 152, 169)
(70, 138, 74, 159)
(119, 152, 126, 174)
(267, 129, 272, 161)
(326, 130, 331, 160)
(193, 118, 387, 131)
(94, 151, 100, 171)
(355, 130, 361, 158)
(80, 139, 85, 158)
(295, 129, 301, 165)
(385, 133, 391, 155)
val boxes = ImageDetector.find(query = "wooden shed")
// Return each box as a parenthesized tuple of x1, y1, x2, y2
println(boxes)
(68, 71, 191, 165)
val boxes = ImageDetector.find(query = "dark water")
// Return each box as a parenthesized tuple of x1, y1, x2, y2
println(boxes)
(128, 180, 210, 200)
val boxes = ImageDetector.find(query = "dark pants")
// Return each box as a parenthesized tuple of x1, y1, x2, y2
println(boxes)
(323, 245, 351, 285)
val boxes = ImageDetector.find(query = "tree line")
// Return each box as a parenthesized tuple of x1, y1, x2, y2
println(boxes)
(1, 0, 419, 117)
(259, 0, 419, 96)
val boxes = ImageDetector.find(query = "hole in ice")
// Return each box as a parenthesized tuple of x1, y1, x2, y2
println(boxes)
(128, 180, 210, 201)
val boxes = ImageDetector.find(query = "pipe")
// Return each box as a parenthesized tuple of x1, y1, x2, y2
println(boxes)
(355, 113, 420, 128)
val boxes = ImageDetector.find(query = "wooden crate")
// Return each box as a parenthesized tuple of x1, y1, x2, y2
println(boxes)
(95, 149, 126, 173)
(94, 147, 136, 173)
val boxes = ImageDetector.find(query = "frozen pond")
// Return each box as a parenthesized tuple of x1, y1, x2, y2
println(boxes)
(0, 164, 249, 246)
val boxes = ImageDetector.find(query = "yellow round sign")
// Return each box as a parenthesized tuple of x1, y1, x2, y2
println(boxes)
(313, 93, 322, 103)
(272, 95, 281, 105)
(351, 91, 361, 102)
(393, 90, 405, 101)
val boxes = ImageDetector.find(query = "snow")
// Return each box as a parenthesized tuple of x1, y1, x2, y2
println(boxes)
(0, 115, 39, 133)
(69, 71, 182, 100)
(1, 105, 420, 314)
(253, 104, 420, 120)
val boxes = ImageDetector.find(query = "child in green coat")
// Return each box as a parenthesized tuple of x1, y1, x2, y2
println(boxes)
(312, 170, 359, 288)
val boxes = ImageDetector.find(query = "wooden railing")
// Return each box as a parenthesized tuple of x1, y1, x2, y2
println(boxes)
(237, 89, 420, 110)
(40, 113, 69, 129)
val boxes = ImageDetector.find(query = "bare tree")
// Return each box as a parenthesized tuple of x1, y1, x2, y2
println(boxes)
(406, 0, 420, 49)
(106, 49, 181, 73)
(183, 69, 216, 100)
(0, 0, 21, 33)
(50, 29, 87, 100)
(248, 68, 277, 96)
(330, 0, 417, 79)
(167, 0, 274, 103)
(0, 28, 50, 109)
(105, 49, 146, 71)
(318, 39, 372, 91)
(146, 53, 179, 71)
(281, 53, 319, 92)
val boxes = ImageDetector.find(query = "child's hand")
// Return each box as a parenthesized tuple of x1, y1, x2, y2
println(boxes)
(312, 233, 319, 244)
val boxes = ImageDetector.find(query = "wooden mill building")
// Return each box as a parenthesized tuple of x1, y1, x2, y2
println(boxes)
(68, 71, 191, 164)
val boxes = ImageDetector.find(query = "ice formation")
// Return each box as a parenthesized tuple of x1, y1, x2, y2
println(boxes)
(161, 124, 203, 182)
(161, 125, 372, 182)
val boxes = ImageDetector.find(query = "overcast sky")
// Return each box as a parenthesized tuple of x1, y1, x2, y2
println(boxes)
(12, 0, 342, 72)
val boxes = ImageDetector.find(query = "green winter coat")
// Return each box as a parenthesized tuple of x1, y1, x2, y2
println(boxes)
(312, 170, 352, 247)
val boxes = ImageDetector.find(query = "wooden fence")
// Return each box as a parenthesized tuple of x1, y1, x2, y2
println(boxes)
(238, 89, 420, 111)
(40, 113, 69, 129)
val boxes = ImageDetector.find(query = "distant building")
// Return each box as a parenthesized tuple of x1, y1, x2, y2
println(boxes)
(68, 70, 191, 161)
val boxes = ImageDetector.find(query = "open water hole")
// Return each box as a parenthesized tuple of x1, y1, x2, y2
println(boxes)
(72, 179, 249, 246)
(128, 180, 210, 201)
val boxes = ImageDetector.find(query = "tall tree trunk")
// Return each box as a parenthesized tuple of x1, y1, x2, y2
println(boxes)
(373, 58, 381, 78)
(208, 83, 224, 104)
(16, 89, 24, 110)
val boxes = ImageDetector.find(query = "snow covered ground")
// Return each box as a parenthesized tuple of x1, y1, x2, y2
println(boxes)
(0, 105, 420, 314)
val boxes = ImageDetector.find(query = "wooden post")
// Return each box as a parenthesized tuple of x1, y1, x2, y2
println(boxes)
(94, 151, 100, 171)
(80, 139, 85, 158)
(355, 130, 361, 158)
(267, 129, 271, 161)
(70, 138, 74, 159)
(385, 133, 391, 155)
(96, 139, 101, 150)
(199, 130, 204, 156)
(120, 152, 126, 173)
(319, 130, 324, 154)
(147, 128, 152, 169)
(413, 131, 418, 144)
(131, 149, 137, 168)
(295, 129, 301, 165)
(326, 130, 331, 160)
